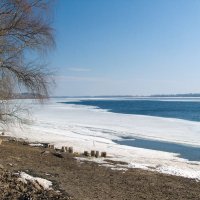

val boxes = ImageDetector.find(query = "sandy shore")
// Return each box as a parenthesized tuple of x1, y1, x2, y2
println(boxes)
(0, 137, 200, 200)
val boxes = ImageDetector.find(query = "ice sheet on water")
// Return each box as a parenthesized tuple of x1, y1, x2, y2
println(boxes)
(5, 98, 200, 180)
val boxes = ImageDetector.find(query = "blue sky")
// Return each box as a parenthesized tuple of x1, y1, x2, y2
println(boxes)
(48, 0, 200, 96)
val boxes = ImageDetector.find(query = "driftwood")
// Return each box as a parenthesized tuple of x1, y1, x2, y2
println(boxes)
(52, 152, 63, 158)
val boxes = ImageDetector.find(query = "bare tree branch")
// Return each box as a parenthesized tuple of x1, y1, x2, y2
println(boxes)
(0, 0, 55, 125)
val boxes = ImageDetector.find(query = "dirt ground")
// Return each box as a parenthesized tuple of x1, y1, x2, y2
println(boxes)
(0, 138, 200, 200)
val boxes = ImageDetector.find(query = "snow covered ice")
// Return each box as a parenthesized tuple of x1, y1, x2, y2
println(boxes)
(6, 98, 200, 180)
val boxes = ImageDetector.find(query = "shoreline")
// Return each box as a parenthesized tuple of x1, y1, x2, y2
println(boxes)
(3, 98, 200, 181)
(2, 134, 200, 181)
(0, 136, 200, 200)
(5, 126, 200, 181)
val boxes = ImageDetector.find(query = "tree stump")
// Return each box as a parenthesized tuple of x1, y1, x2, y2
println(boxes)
(95, 151, 99, 158)
(91, 150, 95, 157)
(84, 151, 89, 157)
(101, 152, 107, 157)
(48, 144, 54, 149)
(61, 146, 67, 152)
(69, 147, 73, 153)
(42, 143, 49, 148)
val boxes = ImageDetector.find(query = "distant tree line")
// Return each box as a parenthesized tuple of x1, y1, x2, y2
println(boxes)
(150, 93, 200, 97)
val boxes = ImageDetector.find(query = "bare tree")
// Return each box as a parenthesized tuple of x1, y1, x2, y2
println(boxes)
(0, 0, 55, 125)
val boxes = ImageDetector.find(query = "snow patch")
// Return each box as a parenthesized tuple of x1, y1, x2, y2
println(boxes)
(19, 172, 52, 190)
(29, 143, 44, 147)
(156, 166, 200, 181)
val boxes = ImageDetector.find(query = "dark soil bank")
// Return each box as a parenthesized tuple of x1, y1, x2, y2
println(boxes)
(0, 138, 200, 200)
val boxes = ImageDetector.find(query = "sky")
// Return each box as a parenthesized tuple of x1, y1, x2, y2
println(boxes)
(48, 0, 200, 96)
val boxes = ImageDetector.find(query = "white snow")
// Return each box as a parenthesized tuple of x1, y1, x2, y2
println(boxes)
(5, 98, 200, 180)
(156, 166, 200, 180)
(19, 172, 52, 190)
(29, 143, 44, 147)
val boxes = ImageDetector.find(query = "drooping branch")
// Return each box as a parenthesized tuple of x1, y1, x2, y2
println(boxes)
(0, 0, 55, 125)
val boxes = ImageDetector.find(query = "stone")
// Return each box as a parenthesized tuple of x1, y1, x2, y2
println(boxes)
(52, 152, 63, 158)
(34, 181, 42, 191)
(41, 150, 50, 154)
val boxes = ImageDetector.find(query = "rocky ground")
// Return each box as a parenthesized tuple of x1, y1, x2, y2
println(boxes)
(0, 136, 200, 200)
(0, 169, 70, 200)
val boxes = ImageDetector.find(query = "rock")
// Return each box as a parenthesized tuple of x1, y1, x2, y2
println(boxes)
(41, 150, 50, 154)
(73, 152, 79, 156)
(0, 169, 70, 199)
(52, 152, 64, 158)
(19, 185, 25, 192)
(22, 141, 29, 145)
(41, 143, 49, 148)
(18, 194, 31, 200)
(33, 181, 42, 191)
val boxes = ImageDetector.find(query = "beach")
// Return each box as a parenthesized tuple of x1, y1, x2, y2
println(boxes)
(0, 138, 200, 200)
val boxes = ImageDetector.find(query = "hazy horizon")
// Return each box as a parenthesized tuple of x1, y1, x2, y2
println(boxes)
(51, 93, 200, 98)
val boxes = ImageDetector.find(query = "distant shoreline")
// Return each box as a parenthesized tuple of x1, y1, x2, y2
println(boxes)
(51, 94, 200, 98)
